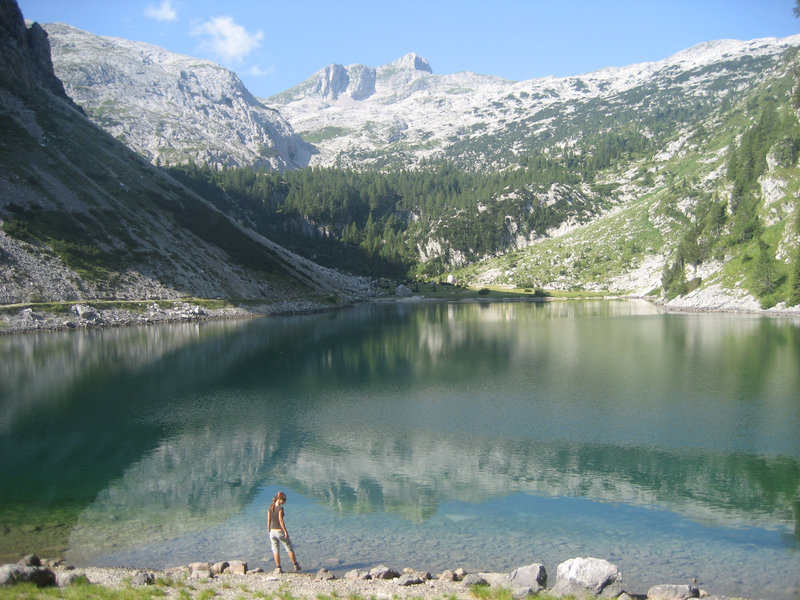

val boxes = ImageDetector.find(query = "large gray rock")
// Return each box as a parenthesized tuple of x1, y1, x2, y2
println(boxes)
(226, 560, 247, 575)
(130, 570, 155, 585)
(16, 555, 41, 567)
(551, 557, 624, 598)
(396, 573, 424, 586)
(315, 567, 336, 581)
(55, 571, 88, 587)
(189, 562, 212, 579)
(508, 563, 547, 594)
(211, 561, 229, 575)
(345, 568, 371, 580)
(395, 284, 413, 297)
(0, 564, 57, 587)
(369, 565, 400, 580)
(461, 573, 488, 586)
(647, 584, 700, 600)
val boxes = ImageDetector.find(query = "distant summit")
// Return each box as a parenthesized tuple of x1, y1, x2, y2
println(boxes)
(270, 52, 435, 104)
(392, 52, 433, 74)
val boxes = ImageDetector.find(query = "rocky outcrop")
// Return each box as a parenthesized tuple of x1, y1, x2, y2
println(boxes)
(44, 23, 312, 170)
(0, 0, 68, 99)
(310, 63, 377, 101)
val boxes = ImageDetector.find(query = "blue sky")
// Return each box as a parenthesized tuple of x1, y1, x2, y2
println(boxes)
(17, 0, 800, 99)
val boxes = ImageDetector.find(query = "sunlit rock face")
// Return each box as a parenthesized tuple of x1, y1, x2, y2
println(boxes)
(267, 37, 800, 170)
(44, 23, 312, 170)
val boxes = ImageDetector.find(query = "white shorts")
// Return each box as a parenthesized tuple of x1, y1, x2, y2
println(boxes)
(269, 529, 294, 554)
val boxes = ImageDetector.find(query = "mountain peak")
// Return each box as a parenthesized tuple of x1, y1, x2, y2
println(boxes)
(392, 52, 433, 74)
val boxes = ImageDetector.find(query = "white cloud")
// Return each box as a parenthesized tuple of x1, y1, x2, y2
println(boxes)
(144, 0, 177, 22)
(248, 64, 275, 77)
(191, 16, 264, 63)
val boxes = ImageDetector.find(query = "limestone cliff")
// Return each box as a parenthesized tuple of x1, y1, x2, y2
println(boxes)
(43, 23, 313, 170)
(0, 0, 365, 307)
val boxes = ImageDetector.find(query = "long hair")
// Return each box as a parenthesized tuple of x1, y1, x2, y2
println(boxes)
(269, 491, 286, 513)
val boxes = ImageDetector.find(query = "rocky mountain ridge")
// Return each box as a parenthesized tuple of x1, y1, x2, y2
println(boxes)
(43, 23, 313, 170)
(267, 36, 800, 170)
(0, 0, 367, 317)
(8, 4, 800, 314)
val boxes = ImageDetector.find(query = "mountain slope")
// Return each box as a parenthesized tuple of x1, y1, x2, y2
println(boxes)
(0, 0, 364, 309)
(268, 38, 800, 171)
(43, 23, 313, 170)
(21, 13, 800, 311)
(456, 48, 800, 310)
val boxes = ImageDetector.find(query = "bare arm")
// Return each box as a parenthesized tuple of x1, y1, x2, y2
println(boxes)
(278, 508, 289, 538)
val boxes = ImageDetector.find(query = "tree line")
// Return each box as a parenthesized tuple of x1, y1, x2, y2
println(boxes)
(167, 133, 645, 280)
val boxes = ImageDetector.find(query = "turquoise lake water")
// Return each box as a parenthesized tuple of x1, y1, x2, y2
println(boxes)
(1, 300, 799, 598)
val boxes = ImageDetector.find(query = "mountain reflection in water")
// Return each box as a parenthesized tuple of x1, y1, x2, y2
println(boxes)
(1, 300, 799, 598)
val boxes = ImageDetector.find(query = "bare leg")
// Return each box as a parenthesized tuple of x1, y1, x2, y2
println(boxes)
(289, 551, 300, 571)
(273, 551, 281, 572)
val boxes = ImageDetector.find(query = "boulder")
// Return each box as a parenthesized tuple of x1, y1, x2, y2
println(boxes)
(315, 567, 336, 581)
(369, 565, 400, 580)
(71, 305, 99, 321)
(462, 573, 488, 586)
(395, 284, 413, 298)
(647, 584, 700, 600)
(396, 573, 424, 586)
(481, 572, 513, 587)
(345, 568, 371, 580)
(17, 555, 42, 567)
(508, 563, 547, 594)
(55, 571, 87, 587)
(0, 564, 56, 587)
(189, 562, 212, 579)
(226, 560, 247, 575)
(551, 557, 624, 598)
(211, 561, 229, 575)
(130, 571, 155, 585)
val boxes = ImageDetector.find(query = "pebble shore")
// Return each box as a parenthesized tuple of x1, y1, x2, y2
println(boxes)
(4, 557, 757, 600)
(4, 560, 514, 600)
(79, 566, 484, 600)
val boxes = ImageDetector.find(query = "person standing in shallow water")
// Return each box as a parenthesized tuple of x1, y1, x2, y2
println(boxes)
(267, 491, 301, 573)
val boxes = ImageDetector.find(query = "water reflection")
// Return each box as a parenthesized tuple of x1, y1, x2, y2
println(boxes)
(1, 301, 799, 596)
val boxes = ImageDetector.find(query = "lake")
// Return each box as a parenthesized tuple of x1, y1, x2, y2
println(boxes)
(1, 299, 799, 598)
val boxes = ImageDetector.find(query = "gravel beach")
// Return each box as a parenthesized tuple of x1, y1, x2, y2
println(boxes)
(8, 562, 505, 600)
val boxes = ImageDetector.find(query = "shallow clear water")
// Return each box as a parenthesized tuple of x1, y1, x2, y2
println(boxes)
(1, 300, 799, 598)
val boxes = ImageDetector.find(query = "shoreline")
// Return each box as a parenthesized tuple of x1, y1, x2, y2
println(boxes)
(2, 293, 799, 336)
(0, 556, 749, 600)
